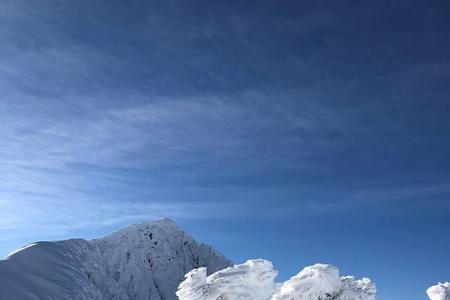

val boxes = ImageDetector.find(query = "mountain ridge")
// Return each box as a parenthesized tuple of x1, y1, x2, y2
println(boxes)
(0, 218, 232, 300)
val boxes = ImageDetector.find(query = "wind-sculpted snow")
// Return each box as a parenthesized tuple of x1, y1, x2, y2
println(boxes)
(0, 218, 231, 300)
(427, 282, 450, 300)
(176, 259, 277, 300)
(340, 276, 377, 300)
(272, 264, 342, 300)
(177, 260, 376, 300)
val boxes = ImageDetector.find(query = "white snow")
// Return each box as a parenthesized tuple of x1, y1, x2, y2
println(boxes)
(340, 276, 377, 300)
(176, 259, 277, 300)
(427, 282, 450, 300)
(272, 263, 343, 300)
(177, 260, 377, 300)
(0, 218, 231, 300)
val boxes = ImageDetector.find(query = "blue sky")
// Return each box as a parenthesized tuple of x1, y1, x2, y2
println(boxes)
(1, 1, 450, 299)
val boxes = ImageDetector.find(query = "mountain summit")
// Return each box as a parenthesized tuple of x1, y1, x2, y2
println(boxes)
(0, 218, 232, 300)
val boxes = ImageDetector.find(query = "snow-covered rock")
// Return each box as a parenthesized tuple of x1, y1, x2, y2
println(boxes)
(178, 260, 377, 300)
(0, 218, 231, 300)
(177, 259, 277, 300)
(272, 264, 342, 300)
(272, 263, 376, 300)
(340, 276, 376, 300)
(427, 282, 450, 300)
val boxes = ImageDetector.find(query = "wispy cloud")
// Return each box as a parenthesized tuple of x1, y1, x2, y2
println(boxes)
(1, 74, 449, 240)
(1, 0, 449, 253)
(0, 88, 356, 173)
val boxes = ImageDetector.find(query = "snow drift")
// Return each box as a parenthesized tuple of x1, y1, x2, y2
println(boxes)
(0, 218, 231, 300)
(427, 282, 450, 300)
(177, 259, 376, 300)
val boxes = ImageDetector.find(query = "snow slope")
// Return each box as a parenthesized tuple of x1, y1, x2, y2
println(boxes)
(177, 260, 376, 300)
(427, 282, 450, 300)
(0, 218, 231, 300)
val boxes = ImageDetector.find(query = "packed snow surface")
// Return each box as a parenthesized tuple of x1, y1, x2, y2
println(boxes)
(0, 218, 231, 300)
(428, 282, 450, 300)
(177, 260, 376, 300)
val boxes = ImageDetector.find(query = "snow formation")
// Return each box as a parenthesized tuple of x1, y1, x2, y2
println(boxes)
(427, 282, 450, 300)
(177, 259, 277, 300)
(0, 218, 231, 300)
(177, 260, 376, 300)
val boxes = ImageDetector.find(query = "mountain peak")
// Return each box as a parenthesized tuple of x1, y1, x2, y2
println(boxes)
(125, 216, 177, 229)
(157, 217, 175, 223)
(0, 219, 232, 300)
(101, 217, 184, 241)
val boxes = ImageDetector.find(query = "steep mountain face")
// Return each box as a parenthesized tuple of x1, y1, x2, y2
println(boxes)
(0, 218, 232, 300)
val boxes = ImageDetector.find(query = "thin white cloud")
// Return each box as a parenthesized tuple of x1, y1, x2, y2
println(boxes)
(1, 0, 448, 251)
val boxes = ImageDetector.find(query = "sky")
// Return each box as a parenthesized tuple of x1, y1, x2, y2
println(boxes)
(0, 0, 449, 299)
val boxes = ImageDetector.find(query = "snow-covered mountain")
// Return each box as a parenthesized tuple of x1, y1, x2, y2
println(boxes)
(176, 259, 377, 300)
(0, 218, 232, 300)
